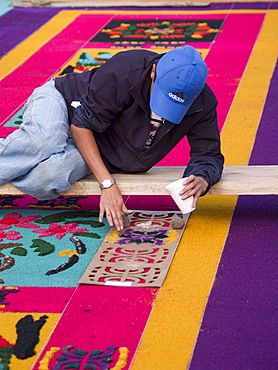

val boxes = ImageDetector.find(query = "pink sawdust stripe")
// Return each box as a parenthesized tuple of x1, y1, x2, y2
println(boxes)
(0, 14, 113, 125)
(113, 13, 228, 20)
(157, 13, 265, 166)
(33, 285, 158, 369)
(0, 127, 17, 138)
(0, 287, 75, 313)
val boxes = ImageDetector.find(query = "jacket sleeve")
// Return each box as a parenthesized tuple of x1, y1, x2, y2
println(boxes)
(183, 95, 224, 195)
(72, 56, 130, 132)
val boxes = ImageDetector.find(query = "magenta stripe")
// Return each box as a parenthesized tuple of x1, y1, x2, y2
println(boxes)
(112, 13, 228, 20)
(1, 286, 75, 313)
(33, 285, 158, 369)
(0, 127, 17, 138)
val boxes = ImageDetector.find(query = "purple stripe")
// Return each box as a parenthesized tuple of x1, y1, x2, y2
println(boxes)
(190, 55, 278, 369)
(270, 2, 278, 9)
(0, 8, 59, 58)
(249, 60, 278, 165)
(232, 2, 273, 9)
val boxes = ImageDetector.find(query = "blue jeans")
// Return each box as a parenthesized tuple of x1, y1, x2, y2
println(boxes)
(0, 80, 91, 199)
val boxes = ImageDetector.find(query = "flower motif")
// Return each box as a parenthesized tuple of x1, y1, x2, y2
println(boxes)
(0, 212, 41, 230)
(117, 229, 168, 245)
(32, 222, 88, 239)
(0, 230, 22, 242)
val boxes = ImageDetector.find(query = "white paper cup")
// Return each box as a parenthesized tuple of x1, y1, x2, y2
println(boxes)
(165, 178, 196, 214)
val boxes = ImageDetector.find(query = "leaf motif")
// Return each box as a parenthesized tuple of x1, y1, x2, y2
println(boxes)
(64, 219, 104, 228)
(35, 211, 99, 224)
(30, 239, 55, 256)
(73, 232, 101, 239)
(11, 247, 27, 256)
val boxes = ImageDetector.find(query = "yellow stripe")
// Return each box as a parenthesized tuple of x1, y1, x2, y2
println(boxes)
(131, 195, 237, 369)
(0, 10, 82, 80)
(0, 312, 60, 370)
(131, 10, 277, 370)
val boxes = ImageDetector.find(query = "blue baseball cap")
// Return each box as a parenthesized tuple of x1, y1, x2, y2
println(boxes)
(150, 46, 208, 124)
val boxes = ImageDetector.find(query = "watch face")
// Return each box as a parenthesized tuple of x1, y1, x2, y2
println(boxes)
(103, 180, 112, 188)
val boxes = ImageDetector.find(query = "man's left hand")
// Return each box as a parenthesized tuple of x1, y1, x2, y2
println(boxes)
(179, 175, 208, 208)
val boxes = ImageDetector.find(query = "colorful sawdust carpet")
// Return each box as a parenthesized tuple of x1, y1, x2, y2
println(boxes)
(0, 2, 278, 369)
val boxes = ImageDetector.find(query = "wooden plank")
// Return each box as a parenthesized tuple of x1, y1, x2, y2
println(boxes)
(0, 166, 277, 196)
(10, 0, 211, 8)
(209, 165, 278, 195)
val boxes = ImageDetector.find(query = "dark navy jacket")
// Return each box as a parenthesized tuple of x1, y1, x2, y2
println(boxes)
(55, 49, 224, 193)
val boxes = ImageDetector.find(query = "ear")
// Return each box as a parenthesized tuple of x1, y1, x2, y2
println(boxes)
(150, 63, 156, 81)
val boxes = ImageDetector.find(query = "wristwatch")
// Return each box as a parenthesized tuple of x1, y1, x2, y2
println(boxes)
(99, 179, 116, 190)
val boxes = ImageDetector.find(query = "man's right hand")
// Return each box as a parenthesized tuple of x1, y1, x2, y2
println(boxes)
(99, 184, 132, 231)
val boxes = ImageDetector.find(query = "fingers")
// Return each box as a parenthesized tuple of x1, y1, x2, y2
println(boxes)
(179, 175, 198, 197)
(100, 202, 125, 231)
(99, 186, 131, 231)
(122, 204, 133, 215)
(99, 203, 123, 231)
(105, 207, 124, 231)
(179, 175, 208, 208)
(99, 206, 105, 223)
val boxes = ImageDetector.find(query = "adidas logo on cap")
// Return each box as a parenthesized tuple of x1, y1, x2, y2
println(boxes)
(168, 92, 185, 103)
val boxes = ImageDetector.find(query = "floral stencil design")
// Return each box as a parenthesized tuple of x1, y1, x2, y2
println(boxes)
(0, 230, 22, 242)
(32, 222, 89, 239)
(39, 345, 129, 370)
(0, 212, 41, 230)
(117, 229, 169, 245)
(98, 20, 221, 42)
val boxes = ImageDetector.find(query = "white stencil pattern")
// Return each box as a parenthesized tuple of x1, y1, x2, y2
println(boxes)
(79, 211, 188, 287)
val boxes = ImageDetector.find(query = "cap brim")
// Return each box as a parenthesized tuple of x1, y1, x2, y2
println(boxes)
(150, 80, 192, 124)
